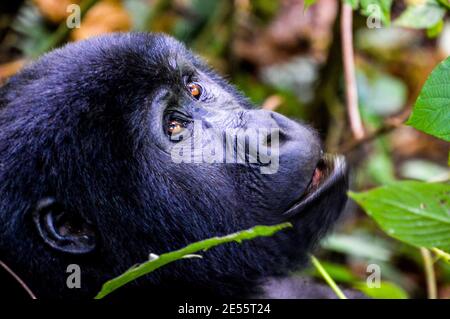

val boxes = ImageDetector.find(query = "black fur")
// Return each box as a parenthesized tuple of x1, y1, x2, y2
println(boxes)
(0, 33, 349, 299)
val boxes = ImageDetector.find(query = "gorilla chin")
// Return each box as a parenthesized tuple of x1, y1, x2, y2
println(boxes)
(0, 32, 353, 299)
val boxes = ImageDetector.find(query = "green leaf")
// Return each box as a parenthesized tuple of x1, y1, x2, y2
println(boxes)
(353, 281, 408, 299)
(437, 0, 450, 9)
(427, 20, 444, 38)
(407, 56, 450, 141)
(349, 181, 450, 252)
(394, 0, 445, 29)
(360, 0, 393, 26)
(95, 223, 292, 299)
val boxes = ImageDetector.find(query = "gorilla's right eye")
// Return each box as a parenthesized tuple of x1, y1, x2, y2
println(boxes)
(164, 110, 191, 141)
(167, 120, 185, 136)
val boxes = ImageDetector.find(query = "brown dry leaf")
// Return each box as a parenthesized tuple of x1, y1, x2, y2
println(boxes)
(33, 0, 81, 24)
(0, 59, 26, 84)
(71, 0, 132, 41)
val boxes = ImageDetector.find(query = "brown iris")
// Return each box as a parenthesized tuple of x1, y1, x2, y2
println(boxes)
(187, 82, 203, 99)
(167, 120, 184, 136)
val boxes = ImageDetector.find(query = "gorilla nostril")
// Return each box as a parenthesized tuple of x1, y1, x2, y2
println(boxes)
(278, 129, 288, 143)
(268, 112, 293, 142)
(264, 134, 272, 147)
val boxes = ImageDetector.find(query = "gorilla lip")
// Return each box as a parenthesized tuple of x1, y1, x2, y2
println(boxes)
(283, 154, 347, 217)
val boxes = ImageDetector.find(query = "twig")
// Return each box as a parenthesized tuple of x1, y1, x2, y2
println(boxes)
(0, 259, 37, 299)
(341, 3, 364, 140)
(310, 255, 348, 299)
(337, 110, 410, 154)
(420, 248, 437, 299)
(432, 248, 450, 264)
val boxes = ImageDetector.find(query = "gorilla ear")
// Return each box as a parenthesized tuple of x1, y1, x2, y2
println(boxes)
(32, 198, 97, 254)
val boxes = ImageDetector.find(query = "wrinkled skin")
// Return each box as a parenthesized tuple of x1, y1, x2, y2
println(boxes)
(0, 33, 349, 299)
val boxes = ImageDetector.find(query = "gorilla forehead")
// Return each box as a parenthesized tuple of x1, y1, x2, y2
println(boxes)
(1, 33, 248, 119)
(48, 32, 193, 79)
(39, 33, 227, 94)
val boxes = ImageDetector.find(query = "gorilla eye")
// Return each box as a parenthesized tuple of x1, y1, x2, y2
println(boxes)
(167, 119, 185, 136)
(187, 82, 203, 100)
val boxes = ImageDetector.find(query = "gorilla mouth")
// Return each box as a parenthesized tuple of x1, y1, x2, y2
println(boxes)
(283, 154, 348, 217)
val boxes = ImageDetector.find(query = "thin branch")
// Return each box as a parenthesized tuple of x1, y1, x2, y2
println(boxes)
(0, 259, 37, 299)
(341, 3, 364, 140)
(337, 110, 410, 154)
(420, 248, 438, 299)
(432, 248, 450, 264)
(310, 255, 348, 299)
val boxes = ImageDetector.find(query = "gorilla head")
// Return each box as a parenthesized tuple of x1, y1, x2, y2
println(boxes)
(0, 33, 348, 298)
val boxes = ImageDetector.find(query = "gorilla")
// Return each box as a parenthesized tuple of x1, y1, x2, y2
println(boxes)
(0, 33, 350, 299)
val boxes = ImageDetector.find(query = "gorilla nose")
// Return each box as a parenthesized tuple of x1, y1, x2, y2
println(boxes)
(245, 110, 318, 146)
(244, 110, 287, 141)
(245, 109, 323, 174)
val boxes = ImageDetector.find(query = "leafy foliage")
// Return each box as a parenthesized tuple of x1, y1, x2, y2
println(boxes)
(394, 0, 446, 29)
(350, 181, 450, 252)
(407, 56, 450, 142)
(95, 223, 292, 299)
(353, 281, 408, 299)
(360, 0, 393, 26)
